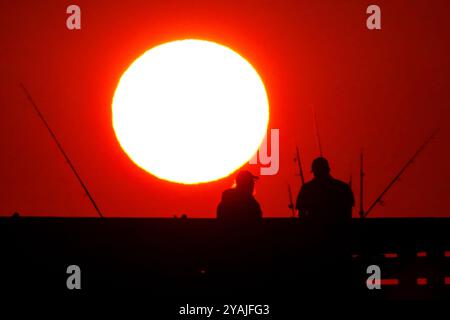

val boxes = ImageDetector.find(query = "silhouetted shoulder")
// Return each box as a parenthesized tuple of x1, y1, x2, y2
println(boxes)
(298, 180, 316, 193)
(302, 180, 315, 188)
(332, 178, 352, 190)
(334, 178, 349, 187)
(217, 189, 262, 220)
(331, 178, 355, 206)
(217, 170, 262, 221)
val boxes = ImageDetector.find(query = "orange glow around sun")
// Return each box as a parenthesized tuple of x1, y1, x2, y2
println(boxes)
(112, 39, 269, 184)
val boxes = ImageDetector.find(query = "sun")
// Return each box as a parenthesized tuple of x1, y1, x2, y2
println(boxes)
(112, 39, 269, 184)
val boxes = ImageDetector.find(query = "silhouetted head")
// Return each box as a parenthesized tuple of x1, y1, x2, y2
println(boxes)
(235, 170, 259, 194)
(311, 157, 330, 178)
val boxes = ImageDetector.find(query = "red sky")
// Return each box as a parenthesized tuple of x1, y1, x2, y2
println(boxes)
(1, 0, 449, 218)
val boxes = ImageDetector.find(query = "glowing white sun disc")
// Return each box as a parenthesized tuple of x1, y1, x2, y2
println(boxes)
(112, 39, 269, 184)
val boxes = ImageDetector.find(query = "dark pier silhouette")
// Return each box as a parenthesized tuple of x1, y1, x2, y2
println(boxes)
(2, 217, 450, 300)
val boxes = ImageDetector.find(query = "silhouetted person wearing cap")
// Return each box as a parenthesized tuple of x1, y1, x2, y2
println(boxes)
(215, 170, 263, 292)
(217, 170, 262, 221)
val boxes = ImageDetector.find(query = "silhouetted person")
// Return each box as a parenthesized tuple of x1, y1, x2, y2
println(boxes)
(296, 157, 354, 225)
(217, 170, 262, 221)
(295, 157, 354, 290)
(215, 170, 263, 292)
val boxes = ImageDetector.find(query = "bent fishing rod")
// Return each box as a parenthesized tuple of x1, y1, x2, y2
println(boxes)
(363, 129, 439, 218)
(20, 83, 104, 218)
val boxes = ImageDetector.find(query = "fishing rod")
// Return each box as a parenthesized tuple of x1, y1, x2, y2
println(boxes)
(287, 184, 296, 217)
(20, 83, 104, 218)
(292, 146, 306, 218)
(312, 106, 323, 157)
(294, 146, 305, 186)
(363, 129, 439, 217)
(359, 151, 364, 219)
